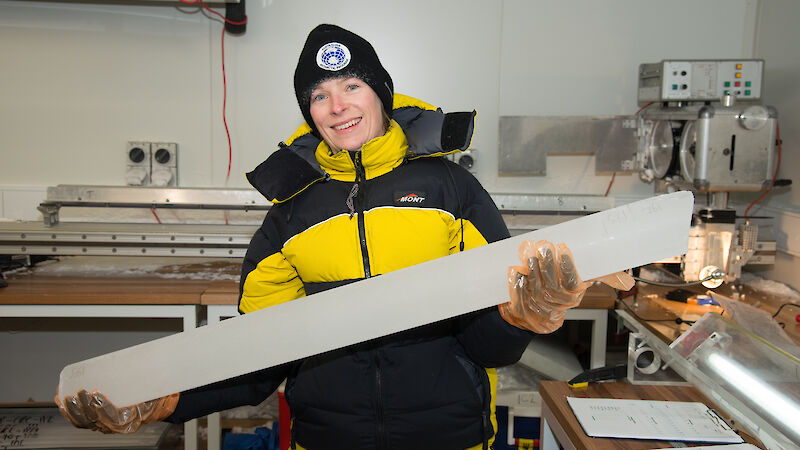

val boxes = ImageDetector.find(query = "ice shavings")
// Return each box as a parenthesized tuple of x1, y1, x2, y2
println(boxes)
(740, 272, 800, 301)
(639, 266, 683, 283)
(12, 256, 241, 281)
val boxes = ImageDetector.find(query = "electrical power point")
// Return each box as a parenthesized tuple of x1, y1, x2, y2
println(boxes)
(125, 141, 178, 186)
(455, 149, 477, 173)
(151, 142, 178, 187)
(126, 142, 151, 186)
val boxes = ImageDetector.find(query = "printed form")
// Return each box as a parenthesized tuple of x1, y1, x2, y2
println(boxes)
(566, 397, 745, 443)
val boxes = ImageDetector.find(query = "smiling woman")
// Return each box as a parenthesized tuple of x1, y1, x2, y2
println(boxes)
(309, 78, 387, 153)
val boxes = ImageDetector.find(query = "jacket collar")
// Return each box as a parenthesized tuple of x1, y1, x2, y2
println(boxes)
(315, 120, 407, 182)
(247, 94, 475, 203)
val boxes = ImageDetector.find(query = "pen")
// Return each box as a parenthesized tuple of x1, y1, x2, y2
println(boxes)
(665, 289, 721, 306)
(684, 295, 720, 306)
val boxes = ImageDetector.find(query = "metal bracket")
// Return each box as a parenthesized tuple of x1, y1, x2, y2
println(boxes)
(36, 204, 60, 227)
(498, 116, 638, 176)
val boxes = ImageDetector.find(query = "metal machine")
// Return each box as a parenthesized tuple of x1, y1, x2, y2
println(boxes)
(497, 59, 782, 286)
(635, 59, 780, 285)
(0, 186, 269, 258)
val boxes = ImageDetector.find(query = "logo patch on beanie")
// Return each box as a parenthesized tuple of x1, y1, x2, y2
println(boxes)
(316, 42, 351, 71)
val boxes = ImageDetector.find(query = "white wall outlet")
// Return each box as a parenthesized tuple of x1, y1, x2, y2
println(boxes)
(455, 149, 477, 174)
(125, 141, 151, 186)
(150, 142, 178, 187)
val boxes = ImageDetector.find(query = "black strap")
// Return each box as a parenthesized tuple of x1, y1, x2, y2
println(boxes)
(441, 158, 465, 252)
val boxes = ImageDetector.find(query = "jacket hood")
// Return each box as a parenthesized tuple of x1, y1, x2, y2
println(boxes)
(246, 94, 475, 203)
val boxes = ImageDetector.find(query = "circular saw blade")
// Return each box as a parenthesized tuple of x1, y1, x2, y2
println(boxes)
(678, 121, 697, 183)
(647, 120, 675, 179)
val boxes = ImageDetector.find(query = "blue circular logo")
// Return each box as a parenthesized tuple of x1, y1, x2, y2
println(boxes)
(316, 42, 351, 71)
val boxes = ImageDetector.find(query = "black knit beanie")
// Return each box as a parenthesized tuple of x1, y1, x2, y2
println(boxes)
(294, 24, 394, 134)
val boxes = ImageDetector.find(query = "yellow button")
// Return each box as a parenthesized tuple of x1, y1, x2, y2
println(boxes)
(735, 72, 742, 78)
(736, 64, 742, 70)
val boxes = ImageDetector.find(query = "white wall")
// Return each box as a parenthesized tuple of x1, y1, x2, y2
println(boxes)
(1, 0, 758, 197)
(5, 0, 795, 258)
(0, 2, 213, 186)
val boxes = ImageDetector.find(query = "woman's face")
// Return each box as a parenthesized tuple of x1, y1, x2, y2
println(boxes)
(309, 77, 386, 153)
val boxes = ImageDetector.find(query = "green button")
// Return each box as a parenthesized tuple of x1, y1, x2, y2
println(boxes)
(724, 90, 730, 95)
(672, 84, 678, 90)
(745, 81, 751, 87)
(745, 90, 751, 96)
(724, 81, 731, 87)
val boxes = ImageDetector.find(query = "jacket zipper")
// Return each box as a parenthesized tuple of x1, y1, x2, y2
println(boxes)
(481, 372, 491, 449)
(375, 351, 386, 450)
(351, 151, 385, 448)
(353, 151, 371, 278)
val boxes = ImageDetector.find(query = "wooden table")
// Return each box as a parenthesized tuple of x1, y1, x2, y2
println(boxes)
(0, 258, 617, 450)
(618, 279, 800, 347)
(0, 258, 243, 450)
(538, 381, 758, 450)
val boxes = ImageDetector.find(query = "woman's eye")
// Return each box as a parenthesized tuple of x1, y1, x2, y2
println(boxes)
(312, 93, 326, 102)
(346, 84, 359, 91)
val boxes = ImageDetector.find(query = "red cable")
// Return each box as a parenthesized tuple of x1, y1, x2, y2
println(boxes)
(635, 101, 654, 116)
(151, 208, 162, 224)
(744, 122, 782, 220)
(221, 26, 232, 183)
(604, 172, 616, 197)
(179, 0, 247, 184)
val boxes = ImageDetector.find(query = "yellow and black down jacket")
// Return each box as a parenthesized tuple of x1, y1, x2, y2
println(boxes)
(168, 95, 533, 450)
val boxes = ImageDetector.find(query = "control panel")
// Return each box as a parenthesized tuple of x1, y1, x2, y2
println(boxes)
(638, 59, 763, 104)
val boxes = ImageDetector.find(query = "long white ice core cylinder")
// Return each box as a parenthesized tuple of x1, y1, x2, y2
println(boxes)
(58, 191, 694, 406)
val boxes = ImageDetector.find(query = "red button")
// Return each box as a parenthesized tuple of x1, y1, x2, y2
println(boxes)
(735, 81, 741, 87)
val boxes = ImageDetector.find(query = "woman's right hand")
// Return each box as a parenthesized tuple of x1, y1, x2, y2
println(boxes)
(55, 389, 179, 434)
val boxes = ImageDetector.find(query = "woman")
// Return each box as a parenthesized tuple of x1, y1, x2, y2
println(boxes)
(57, 24, 631, 449)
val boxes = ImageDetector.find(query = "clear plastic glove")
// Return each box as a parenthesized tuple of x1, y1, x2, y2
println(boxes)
(499, 240, 635, 334)
(55, 389, 179, 434)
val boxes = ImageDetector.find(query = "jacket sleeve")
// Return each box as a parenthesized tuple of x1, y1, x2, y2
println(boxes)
(456, 308, 532, 367)
(239, 207, 306, 314)
(446, 162, 533, 367)
(165, 364, 292, 423)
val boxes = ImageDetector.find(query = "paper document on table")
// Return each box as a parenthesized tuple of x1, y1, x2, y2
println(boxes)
(566, 397, 744, 443)
(666, 445, 760, 450)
